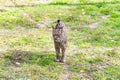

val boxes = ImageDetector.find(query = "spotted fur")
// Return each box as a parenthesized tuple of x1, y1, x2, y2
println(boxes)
(52, 20, 67, 62)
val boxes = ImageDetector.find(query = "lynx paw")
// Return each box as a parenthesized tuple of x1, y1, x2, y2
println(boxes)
(54, 59, 60, 62)
(60, 59, 65, 63)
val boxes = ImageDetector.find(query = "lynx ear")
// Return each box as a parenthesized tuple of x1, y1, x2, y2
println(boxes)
(57, 19, 61, 23)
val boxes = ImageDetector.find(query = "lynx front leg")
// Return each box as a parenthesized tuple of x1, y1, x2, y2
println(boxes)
(60, 47, 66, 63)
(54, 44, 60, 62)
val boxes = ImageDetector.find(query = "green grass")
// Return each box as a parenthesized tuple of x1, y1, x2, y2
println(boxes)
(93, 65, 120, 80)
(0, 0, 120, 80)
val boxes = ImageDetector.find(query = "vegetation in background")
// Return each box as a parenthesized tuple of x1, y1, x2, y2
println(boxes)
(0, 0, 120, 80)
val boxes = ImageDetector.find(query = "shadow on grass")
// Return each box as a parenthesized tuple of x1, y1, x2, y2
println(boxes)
(49, 1, 120, 6)
(4, 50, 56, 66)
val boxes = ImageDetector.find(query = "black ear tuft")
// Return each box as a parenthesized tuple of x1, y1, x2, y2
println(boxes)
(57, 19, 61, 23)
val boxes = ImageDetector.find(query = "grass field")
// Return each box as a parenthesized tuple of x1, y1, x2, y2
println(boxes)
(0, 0, 120, 80)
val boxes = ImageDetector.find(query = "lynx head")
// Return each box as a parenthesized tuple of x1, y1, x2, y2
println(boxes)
(56, 19, 64, 29)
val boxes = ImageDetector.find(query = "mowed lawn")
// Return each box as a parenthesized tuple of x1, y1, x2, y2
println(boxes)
(0, 0, 120, 80)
